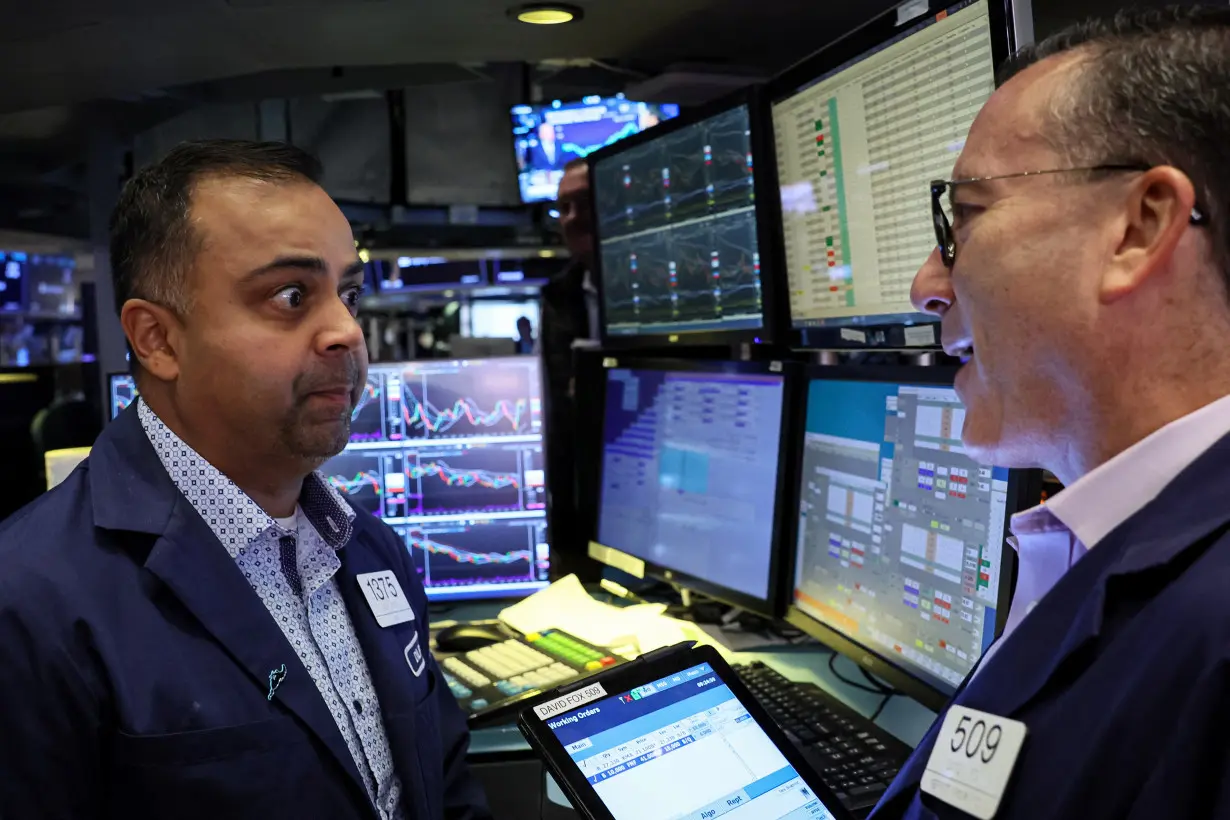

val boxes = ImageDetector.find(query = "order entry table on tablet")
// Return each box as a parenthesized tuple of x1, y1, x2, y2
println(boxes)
(545, 661, 830, 818)
(520, 644, 851, 820)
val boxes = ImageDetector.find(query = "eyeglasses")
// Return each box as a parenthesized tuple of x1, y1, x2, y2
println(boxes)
(930, 165, 1209, 268)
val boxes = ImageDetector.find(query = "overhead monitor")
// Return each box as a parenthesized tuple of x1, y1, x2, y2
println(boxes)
(322, 357, 550, 601)
(786, 365, 1039, 708)
(590, 90, 784, 346)
(589, 358, 797, 616)
(769, 0, 1030, 348)
(0, 251, 26, 313)
(511, 95, 681, 203)
(25, 254, 81, 319)
(108, 373, 138, 420)
(376, 257, 488, 293)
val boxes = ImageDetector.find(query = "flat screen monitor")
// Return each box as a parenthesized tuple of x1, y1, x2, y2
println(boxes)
(785, 366, 1039, 708)
(591, 91, 783, 346)
(769, 0, 1030, 347)
(322, 357, 550, 601)
(511, 95, 680, 203)
(0, 251, 26, 313)
(589, 358, 796, 615)
(108, 372, 138, 419)
(24, 254, 80, 319)
(376, 257, 488, 293)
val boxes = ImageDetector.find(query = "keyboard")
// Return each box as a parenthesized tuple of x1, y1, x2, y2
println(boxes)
(437, 628, 621, 728)
(736, 661, 912, 817)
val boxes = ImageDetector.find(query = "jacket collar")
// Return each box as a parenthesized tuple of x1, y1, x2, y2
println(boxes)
(88, 401, 181, 535)
(86, 402, 377, 815)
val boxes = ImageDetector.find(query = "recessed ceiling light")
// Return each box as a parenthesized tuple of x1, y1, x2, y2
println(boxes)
(510, 3, 583, 24)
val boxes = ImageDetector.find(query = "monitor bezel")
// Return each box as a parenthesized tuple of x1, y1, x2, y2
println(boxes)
(587, 86, 789, 350)
(783, 363, 1041, 711)
(764, 0, 1033, 349)
(588, 356, 801, 618)
(509, 96, 682, 205)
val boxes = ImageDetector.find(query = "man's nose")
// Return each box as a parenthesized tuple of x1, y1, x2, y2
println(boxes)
(910, 246, 955, 317)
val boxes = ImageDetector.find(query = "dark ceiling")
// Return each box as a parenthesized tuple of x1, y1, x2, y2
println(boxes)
(0, 0, 1189, 238)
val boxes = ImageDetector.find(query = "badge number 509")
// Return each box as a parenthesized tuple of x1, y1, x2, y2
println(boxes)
(921, 705, 1027, 820)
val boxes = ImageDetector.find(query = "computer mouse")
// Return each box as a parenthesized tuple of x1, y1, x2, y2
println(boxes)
(434, 623, 509, 653)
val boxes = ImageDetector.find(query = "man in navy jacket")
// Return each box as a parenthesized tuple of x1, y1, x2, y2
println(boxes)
(0, 140, 491, 819)
(875, 7, 1230, 819)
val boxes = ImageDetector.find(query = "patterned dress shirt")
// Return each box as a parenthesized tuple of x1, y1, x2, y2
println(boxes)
(138, 399, 404, 819)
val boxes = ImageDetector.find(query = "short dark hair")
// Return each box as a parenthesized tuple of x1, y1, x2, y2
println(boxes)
(109, 139, 322, 316)
(999, 6, 1230, 283)
(563, 158, 588, 173)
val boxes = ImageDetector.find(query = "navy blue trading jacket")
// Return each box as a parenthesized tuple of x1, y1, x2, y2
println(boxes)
(870, 431, 1230, 819)
(0, 404, 491, 820)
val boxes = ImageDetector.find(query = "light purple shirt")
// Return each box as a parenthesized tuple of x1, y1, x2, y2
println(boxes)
(977, 392, 1230, 673)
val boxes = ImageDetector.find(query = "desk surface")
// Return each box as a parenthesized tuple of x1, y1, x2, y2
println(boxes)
(440, 603, 938, 756)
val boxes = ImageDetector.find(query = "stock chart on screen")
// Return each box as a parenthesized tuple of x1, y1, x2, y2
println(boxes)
(322, 357, 550, 600)
(593, 104, 765, 337)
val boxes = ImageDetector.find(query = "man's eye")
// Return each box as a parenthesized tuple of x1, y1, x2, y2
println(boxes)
(342, 285, 363, 309)
(951, 203, 982, 228)
(274, 285, 305, 309)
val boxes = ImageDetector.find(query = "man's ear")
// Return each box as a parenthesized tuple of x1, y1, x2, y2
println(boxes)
(1100, 165, 1199, 303)
(120, 299, 182, 383)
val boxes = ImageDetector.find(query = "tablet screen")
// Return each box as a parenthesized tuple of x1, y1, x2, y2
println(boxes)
(543, 662, 842, 819)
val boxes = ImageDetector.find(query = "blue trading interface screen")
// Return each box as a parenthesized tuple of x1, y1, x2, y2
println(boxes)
(792, 379, 1009, 692)
(597, 368, 785, 601)
(545, 662, 839, 820)
(511, 96, 680, 203)
(593, 104, 765, 337)
(1, 252, 26, 312)
(322, 358, 550, 600)
(109, 374, 138, 419)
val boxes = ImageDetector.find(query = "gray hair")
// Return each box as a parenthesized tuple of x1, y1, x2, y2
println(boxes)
(999, 6, 1230, 282)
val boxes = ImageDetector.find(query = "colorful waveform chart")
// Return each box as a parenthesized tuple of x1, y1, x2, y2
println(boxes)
(321, 449, 407, 520)
(399, 517, 548, 591)
(400, 360, 536, 440)
(405, 442, 545, 517)
(348, 373, 389, 443)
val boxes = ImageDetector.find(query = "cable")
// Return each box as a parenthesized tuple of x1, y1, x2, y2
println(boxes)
(827, 653, 896, 696)
(859, 665, 894, 695)
(868, 692, 895, 723)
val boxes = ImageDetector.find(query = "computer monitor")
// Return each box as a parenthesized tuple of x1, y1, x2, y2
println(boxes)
(511, 95, 681, 203)
(768, 0, 1031, 348)
(25, 254, 81, 319)
(588, 358, 798, 616)
(589, 89, 785, 346)
(785, 365, 1040, 709)
(1, 251, 26, 313)
(375, 257, 488, 293)
(108, 372, 138, 419)
(322, 357, 550, 601)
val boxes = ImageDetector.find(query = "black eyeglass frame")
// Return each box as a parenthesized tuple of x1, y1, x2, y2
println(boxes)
(930, 164, 1209, 267)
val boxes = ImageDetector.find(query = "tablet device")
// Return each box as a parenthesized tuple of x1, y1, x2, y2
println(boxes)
(518, 643, 854, 820)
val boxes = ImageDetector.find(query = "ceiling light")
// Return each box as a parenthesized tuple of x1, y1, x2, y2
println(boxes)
(510, 4, 582, 24)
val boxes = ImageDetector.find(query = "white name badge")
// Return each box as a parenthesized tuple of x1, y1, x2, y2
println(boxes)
(921, 705, 1027, 820)
(356, 571, 415, 627)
